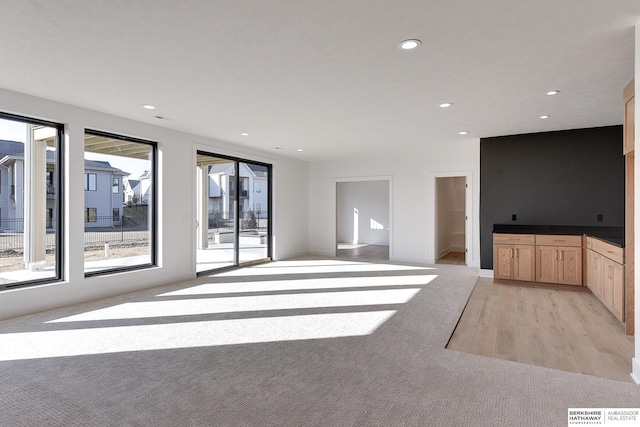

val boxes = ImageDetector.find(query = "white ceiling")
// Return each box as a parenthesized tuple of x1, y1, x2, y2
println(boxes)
(0, 1, 638, 162)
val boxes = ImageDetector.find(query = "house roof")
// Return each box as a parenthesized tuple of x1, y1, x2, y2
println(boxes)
(0, 140, 129, 175)
(0, 2, 637, 162)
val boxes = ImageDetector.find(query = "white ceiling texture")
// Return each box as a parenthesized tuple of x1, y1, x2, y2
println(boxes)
(0, 1, 638, 161)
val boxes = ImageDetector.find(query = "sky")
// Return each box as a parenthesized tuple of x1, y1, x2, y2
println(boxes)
(0, 118, 148, 178)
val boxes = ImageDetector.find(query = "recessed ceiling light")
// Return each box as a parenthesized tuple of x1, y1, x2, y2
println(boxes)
(240, 133, 249, 136)
(540, 115, 549, 119)
(398, 39, 421, 50)
(297, 148, 304, 152)
(143, 104, 156, 110)
(546, 90, 559, 96)
(459, 131, 468, 135)
(439, 102, 453, 108)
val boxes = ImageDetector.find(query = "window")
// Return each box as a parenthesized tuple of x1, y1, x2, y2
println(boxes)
(84, 129, 156, 276)
(255, 182, 261, 193)
(85, 208, 97, 223)
(46, 170, 54, 195)
(0, 113, 63, 290)
(84, 173, 96, 191)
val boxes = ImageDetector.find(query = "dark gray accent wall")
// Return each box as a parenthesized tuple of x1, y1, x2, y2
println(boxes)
(480, 126, 624, 269)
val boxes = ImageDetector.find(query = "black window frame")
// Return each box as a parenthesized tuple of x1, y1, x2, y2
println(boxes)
(195, 150, 272, 276)
(84, 129, 157, 277)
(0, 111, 64, 291)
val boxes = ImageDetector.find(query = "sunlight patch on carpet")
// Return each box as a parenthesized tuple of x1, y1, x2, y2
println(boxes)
(160, 275, 438, 296)
(48, 289, 420, 323)
(0, 311, 396, 361)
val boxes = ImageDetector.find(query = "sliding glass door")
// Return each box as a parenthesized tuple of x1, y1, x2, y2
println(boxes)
(195, 152, 270, 274)
(238, 162, 270, 263)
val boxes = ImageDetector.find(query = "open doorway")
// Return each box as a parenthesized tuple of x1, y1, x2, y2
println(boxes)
(336, 180, 390, 261)
(436, 176, 466, 265)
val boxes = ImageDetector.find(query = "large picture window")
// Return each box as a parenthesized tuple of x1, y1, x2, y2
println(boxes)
(84, 130, 156, 276)
(0, 112, 63, 290)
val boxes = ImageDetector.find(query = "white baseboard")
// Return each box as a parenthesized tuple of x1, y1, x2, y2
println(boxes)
(479, 269, 493, 278)
(438, 248, 451, 259)
(631, 358, 640, 384)
(467, 260, 480, 268)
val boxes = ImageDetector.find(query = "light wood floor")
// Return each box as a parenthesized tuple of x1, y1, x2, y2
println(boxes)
(447, 278, 635, 383)
(336, 244, 389, 261)
(437, 252, 466, 265)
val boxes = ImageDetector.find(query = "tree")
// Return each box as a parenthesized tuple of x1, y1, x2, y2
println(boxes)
(244, 210, 257, 230)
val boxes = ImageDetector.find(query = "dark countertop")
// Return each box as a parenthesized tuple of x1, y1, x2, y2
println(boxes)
(492, 224, 625, 247)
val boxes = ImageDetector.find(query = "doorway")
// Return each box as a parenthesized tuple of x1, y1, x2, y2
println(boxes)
(335, 180, 390, 261)
(436, 176, 466, 265)
(195, 151, 271, 274)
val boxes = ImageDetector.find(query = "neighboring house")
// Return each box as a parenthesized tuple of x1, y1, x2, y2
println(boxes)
(0, 140, 128, 231)
(83, 159, 128, 228)
(207, 162, 268, 221)
(138, 170, 152, 205)
(123, 178, 140, 205)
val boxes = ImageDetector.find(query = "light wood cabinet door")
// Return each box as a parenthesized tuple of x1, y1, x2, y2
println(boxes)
(592, 251, 604, 300)
(513, 245, 535, 281)
(558, 246, 582, 286)
(586, 249, 603, 297)
(494, 244, 513, 280)
(603, 258, 625, 322)
(624, 79, 635, 154)
(536, 246, 558, 283)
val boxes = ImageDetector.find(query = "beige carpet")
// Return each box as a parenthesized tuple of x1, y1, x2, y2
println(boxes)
(0, 257, 638, 426)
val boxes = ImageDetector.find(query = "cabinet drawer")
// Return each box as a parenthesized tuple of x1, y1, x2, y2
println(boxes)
(493, 233, 535, 245)
(586, 237, 594, 249)
(535, 234, 582, 247)
(591, 238, 624, 264)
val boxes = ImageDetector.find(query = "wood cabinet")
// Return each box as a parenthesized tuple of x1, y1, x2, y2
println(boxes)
(623, 79, 635, 154)
(586, 247, 604, 299)
(493, 234, 535, 281)
(586, 237, 625, 324)
(623, 79, 634, 334)
(534, 235, 582, 286)
(603, 258, 624, 322)
(493, 233, 581, 285)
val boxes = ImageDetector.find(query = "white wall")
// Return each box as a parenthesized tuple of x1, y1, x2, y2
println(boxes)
(632, 20, 640, 384)
(0, 88, 309, 320)
(336, 180, 389, 246)
(308, 140, 480, 266)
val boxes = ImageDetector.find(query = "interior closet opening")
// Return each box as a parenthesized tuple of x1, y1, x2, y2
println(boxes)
(436, 176, 466, 265)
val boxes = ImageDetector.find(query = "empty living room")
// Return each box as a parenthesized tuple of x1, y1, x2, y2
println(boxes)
(1, 1, 640, 426)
